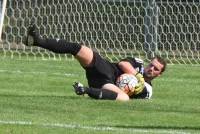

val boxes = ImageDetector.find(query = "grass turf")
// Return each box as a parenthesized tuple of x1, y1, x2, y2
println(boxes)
(0, 57, 199, 134)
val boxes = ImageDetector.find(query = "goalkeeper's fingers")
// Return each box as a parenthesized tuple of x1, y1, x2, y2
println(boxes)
(127, 73, 145, 96)
(135, 73, 145, 83)
(134, 83, 145, 94)
(127, 84, 144, 96)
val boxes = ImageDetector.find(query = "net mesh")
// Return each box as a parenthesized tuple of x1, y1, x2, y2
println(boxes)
(1, 0, 200, 64)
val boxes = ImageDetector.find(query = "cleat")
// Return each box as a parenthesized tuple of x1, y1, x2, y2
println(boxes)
(73, 82, 86, 95)
(23, 24, 39, 46)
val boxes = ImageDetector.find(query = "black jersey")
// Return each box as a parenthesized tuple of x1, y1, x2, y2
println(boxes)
(85, 54, 144, 88)
(85, 53, 152, 99)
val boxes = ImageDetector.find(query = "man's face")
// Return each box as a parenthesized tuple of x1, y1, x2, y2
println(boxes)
(144, 58, 164, 79)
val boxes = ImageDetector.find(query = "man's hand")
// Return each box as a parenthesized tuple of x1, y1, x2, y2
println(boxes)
(134, 73, 145, 94)
(125, 73, 145, 96)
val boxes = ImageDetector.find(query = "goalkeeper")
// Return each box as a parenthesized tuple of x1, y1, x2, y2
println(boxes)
(24, 25, 166, 101)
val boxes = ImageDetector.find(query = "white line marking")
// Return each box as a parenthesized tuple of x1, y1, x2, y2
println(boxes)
(0, 69, 199, 85)
(0, 69, 79, 77)
(0, 69, 196, 83)
(0, 120, 191, 134)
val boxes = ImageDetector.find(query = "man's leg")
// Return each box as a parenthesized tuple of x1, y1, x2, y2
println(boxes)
(102, 83, 130, 101)
(25, 25, 129, 101)
(24, 25, 94, 67)
(73, 82, 118, 100)
(73, 82, 129, 101)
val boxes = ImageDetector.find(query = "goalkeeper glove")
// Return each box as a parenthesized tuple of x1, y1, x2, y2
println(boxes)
(126, 73, 145, 96)
(134, 73, 145, 94)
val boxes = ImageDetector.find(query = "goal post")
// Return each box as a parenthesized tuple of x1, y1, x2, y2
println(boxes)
(0, 0, 7, 41)
(1, 0, 200, 64)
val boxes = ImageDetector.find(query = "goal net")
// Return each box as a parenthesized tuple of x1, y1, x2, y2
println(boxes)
(1, 0, 200, 64)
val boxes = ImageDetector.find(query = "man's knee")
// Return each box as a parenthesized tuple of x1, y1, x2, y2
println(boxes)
(75, 45, 94, 67)
(116, 93, 130, 101)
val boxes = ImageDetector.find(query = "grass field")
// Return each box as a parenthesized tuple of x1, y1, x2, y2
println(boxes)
(0, 57, 200, 134)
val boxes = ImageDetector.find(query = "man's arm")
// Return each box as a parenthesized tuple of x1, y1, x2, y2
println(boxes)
(118, 61, 145, 95)
(118, 61, 138, 75)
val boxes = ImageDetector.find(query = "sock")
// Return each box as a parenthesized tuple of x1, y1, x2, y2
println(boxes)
(85, 88, 118, 100)
(35, 37, 81, 55)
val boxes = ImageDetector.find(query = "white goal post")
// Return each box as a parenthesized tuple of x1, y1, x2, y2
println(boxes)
(0, 0, 7, 41)
(0, 0, 200, 64)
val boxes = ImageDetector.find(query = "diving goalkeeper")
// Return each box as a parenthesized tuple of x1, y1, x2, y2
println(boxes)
(24, 25, 166, 101)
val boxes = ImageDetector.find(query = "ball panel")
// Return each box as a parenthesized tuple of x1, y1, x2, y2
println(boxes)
(116, 73, 138, 94)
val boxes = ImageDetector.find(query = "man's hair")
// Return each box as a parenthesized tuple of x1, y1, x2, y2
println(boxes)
(152, 56, 167, 73)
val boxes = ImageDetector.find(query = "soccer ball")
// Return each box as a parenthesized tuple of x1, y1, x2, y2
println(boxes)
(116, 73, 138, 94)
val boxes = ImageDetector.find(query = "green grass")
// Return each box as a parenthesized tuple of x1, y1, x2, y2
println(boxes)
(0, 57, 200, 134)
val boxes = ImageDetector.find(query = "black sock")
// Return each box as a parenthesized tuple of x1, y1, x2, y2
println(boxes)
(85, 88, 118, 100)
(35, 37, 81, 56)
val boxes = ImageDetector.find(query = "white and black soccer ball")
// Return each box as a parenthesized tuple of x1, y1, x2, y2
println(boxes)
(116, 73, 138, 94)
(116, 73, 153, 99)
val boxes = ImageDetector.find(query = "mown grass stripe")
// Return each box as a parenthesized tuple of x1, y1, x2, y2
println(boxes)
(0, 120, 190, 134)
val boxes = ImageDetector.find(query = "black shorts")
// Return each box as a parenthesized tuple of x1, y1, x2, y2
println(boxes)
(84, 52, 116, 88)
